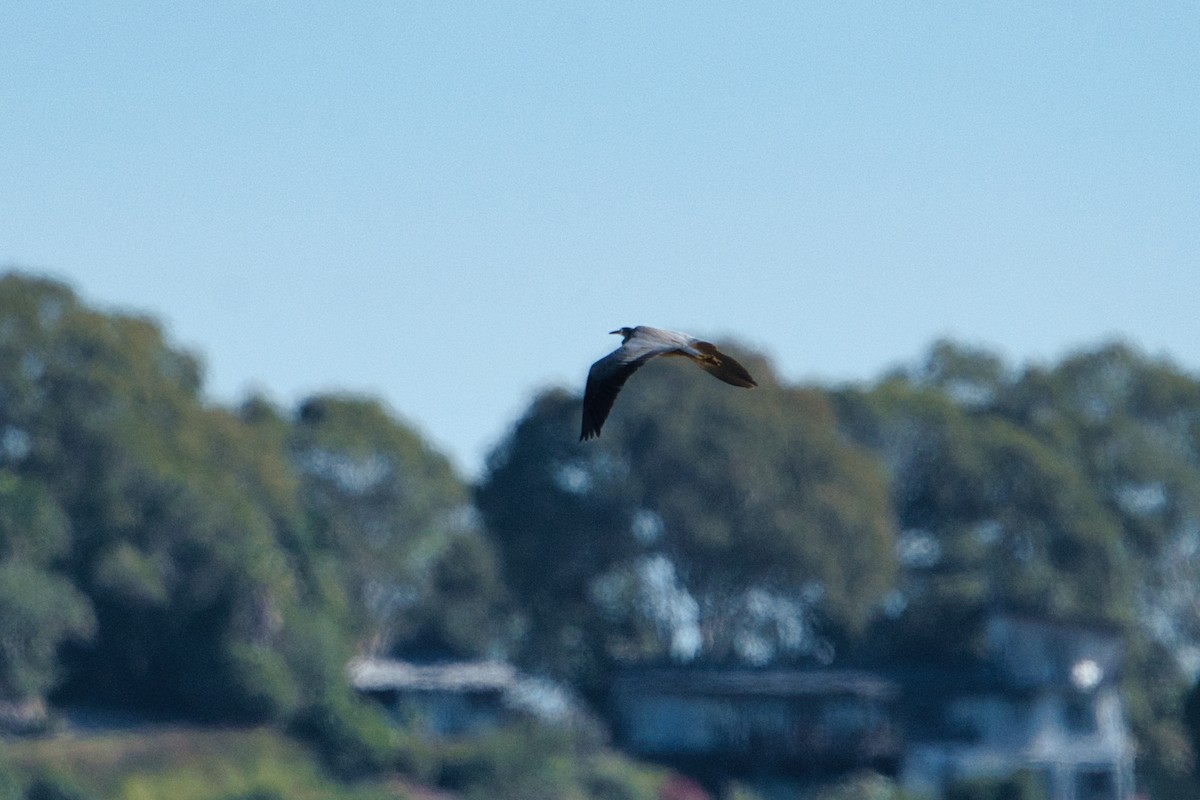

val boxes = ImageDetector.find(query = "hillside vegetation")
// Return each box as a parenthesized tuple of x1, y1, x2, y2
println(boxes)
(1, 272, 1199, 797)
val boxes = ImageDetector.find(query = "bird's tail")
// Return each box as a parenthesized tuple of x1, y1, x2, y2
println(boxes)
(693, 344, 757, 388)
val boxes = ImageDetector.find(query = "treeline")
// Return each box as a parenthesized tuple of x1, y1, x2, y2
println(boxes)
(1, 273, 1199, 794)
(0, 273, 487, 772)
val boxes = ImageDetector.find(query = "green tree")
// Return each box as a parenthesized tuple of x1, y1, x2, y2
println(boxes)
(997, 343, 1200, 791)
(288, 394, 503, 658)
(478, 349, 895, 684)
(839, 340, 1200, 796)
(403, 529, 510, 659)
(0, 560, 93, 706)
(837, 375, 1130, 659)
(0, 471, 94, 708)
(0, 273, 339, 720)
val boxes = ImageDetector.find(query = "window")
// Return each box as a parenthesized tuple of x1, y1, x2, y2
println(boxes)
(1062, 694, 1097, 735)
(1075, 767, 1117, 800)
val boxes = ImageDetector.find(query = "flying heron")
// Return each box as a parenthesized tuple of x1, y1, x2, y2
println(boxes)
(580, 325, 757, 440)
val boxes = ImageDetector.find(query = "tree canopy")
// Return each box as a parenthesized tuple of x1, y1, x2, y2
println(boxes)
(287, 394, 505, 658)
(837, 340, 1200, 787)
(835, 359, 1131, 660)
(4, 270, 1200, 792)
(0, 273, 488, 731)
(477, 349, 896, 684)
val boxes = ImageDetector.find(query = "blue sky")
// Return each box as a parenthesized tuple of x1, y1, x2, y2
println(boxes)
(3, 3, 1197, 475)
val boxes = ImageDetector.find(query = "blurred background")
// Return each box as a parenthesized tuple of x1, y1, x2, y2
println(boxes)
(1, 3, 1198, 799)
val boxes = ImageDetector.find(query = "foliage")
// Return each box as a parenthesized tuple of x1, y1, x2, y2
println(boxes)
(839, 339, 1200, 791)
(0, 274, 329, 717)
(219, 791, 286, 800)
(6, 721, 670, 800)
(478, 352, 896, 684)
(997, 343, 1200, 794)
(0, 273, 485, 743)
(435, 726, 578, 800)
(8, 269, 1200, 794)
(4, 726, 401, 800)
(999, 344, 1200, 665)
(0, 465, 94, 706)
(1186, 675, 1200, 764)
(806, 770, 919, 800)
(579, 753, 666, 800)
(944, 769, 1049, 800)
(835, 368, 1131, 660)
(23, 774, 98, 800)
(0, 560, 94, 702)
(0, 752, 20, 800)
(289, 691, 400, 779)
(427, 721, 666, 800)
(401, 528, 510, 659)
(288, 394, 506, 658)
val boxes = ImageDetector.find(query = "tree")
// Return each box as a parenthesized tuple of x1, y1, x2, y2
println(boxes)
(0, 273, 343, 720)
(288, 394, 503, 658)
(835, 344, 1133, 660)
(477, 348, 896, 685)
(998, 343, 1200, 790)
(0, 472, 94, 707)
(839, 340, 1200, 796)
(0, 560, 93, 706)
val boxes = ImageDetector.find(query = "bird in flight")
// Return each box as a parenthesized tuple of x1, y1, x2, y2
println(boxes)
(580, 326, 757, 440)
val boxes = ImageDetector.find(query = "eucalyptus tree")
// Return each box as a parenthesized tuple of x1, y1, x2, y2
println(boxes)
(836, 367, 1129, 660)
(288, 394, 505, 658)
(0, 273, 337, 719)
(478, 348, 896, 685)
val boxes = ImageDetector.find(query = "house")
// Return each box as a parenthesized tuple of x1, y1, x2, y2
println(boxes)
(351, 613, 1134, 799)
(608, 612, 1134, 800)
(350, 657, 575, 736)
(609, 667, 902, 780)
(898, 612, 1134, 800)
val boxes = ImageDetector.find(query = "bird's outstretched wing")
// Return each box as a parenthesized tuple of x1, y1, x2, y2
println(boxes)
(690, 340, 758, 388)
(580, 346, 659, 440)
(580, 327, 757, 440)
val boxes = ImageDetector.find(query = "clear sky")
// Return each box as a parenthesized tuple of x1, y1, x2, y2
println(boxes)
(3, 2, 1197, 476)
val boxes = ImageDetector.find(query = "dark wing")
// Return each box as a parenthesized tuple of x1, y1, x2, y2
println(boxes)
(691, 341, 758, 388)
(580, 348, 657, 440)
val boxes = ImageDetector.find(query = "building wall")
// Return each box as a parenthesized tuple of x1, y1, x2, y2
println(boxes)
(611, 667, 1133, 799)
(900, 685, 1133, 800)
(611, 677, 900, 776)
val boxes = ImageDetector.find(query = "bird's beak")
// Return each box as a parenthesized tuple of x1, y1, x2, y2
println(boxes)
(609, 329, 621, 335)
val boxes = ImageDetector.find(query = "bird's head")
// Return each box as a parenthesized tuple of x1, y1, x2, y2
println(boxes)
(610, 327, 635, 341)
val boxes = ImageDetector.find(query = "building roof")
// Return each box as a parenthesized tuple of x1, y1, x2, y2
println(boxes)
(612, 666, 898, 700)
(349, 658, 519, 693)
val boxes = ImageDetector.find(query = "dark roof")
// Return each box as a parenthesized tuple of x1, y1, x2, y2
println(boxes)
(612, 667, 898, 700)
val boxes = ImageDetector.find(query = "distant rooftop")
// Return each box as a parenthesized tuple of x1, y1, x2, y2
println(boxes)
(612, 666, 898, 699)
(349, 657, 579, 723)
(349, 658, 519, 694)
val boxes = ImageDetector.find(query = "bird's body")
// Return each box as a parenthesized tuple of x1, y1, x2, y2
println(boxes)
(580, 325, 757, 440)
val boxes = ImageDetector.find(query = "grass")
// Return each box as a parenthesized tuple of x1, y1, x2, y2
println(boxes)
(2, 719, 691, 800)
(3, 726, 406, 800)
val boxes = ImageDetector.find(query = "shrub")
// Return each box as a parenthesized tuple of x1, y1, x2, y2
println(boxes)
(0, 755, 18, 800)
(433, 723, 581, 800)
(808, 771, 916, 800)
(219, 791, 285, 800)
(290, 692, 398, 778)
(946, 770, 1049, 800)
(23, 774, 96, 800)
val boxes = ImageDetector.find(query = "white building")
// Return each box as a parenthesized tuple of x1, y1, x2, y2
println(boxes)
(899, 613, 1133, 800)
(609, 612, 1134, 800)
